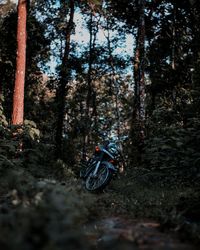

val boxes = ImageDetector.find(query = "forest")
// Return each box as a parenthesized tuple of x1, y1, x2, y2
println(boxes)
(0, 0, 200, 249)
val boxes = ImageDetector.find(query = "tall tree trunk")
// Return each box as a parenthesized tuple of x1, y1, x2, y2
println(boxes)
(82, 12, 99, 159)
(82, 12, 93, 160)
(55, 0, 75, 159)
(138, 0, 145, 142)
(189, 1, 200, 111)
(12, 0, 27, 125)
(171, 0, 177, 70)
(131, 0, 145, 152)
(106, 23, 120, 140)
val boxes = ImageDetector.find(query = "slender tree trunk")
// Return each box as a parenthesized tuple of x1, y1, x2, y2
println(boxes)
(84, 13, 94, 157)
(138, 0, 145, 142)
(133, 45, 140, 129)
(189, 1, 200, 110)
(82, 13, 93, 160)
(106, 24, 120, 140)
(0, 62, 2, 100)
(132, 0, 145, 152)
(82, 12, 99, 159)
(12, 0, 27, 125)
(171, 0, 177, 70)
(133, 0, 145, 139)
(55, 0, 75, 158)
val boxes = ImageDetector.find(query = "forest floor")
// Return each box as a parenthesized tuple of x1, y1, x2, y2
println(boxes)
(82, 175, 198, 250)
(84, 214, 195, 249)
(0, 164, 199, 249)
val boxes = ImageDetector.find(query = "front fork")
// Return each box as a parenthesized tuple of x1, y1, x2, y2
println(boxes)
(91, 153, 103, 177)
(92, 161, 101, 177)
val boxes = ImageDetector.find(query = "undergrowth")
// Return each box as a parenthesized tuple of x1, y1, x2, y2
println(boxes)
(0, 120, 200, 248)
(98, 166, 200, 246)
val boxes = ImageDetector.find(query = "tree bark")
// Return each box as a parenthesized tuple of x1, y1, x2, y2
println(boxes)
(82, 13, 93, 160)
(106, 22, 120, 140)
(12, 0, 27, 125)
(130, 0, 146, 163)
(82, 12, 99, 159)
(55, 0, 75, 158)
(132, 0, 145, 145)
(171, 0, 177, 70)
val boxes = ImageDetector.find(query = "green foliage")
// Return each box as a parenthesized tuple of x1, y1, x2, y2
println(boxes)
(24, 120, 40, 140)
(0, 124, 21, 171)
(0, 121, 48, 178)
(108, 0, 140, 30)
(0, 122, 96, 249)
(142, 111, 200, 184)
(0, 9, 51, 121)
(0, 96, 8, 128)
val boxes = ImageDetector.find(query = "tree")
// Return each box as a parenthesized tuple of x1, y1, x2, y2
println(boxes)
(82, 11, 98, 159)
(0, 1, 51, 125)
(55, 0, 75, 158)
(132, 0, 146, 147)
(146, 0, 194, 122)
(189, 0, 200, 112)
(12, 0, 27, 125)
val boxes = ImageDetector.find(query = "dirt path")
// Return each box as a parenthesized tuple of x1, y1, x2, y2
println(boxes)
(84, 216, 196, 249)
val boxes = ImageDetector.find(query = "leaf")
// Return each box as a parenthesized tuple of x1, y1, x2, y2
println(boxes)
(24, 120, 37, 128)
(28, 128, 40, 140)
(176, 142, 184, 147)
(160, 145, 172, 150)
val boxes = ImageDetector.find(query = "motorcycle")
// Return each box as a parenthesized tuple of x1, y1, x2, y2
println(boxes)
(80, 141, 123, 192)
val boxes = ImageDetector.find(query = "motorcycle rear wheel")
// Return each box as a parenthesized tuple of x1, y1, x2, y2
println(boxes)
(85, 162, 112, 191)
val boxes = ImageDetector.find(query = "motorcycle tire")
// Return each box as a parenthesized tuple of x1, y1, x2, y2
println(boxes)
(85, 161, 112, 191)
(80, 164, 95, 179)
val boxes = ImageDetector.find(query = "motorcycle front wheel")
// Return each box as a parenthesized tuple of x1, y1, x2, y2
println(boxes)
(85, 162, 112, 191)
